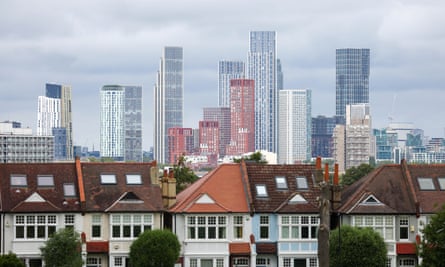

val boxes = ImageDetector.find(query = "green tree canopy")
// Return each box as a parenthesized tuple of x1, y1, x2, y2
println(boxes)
(330, 225, 387, 267)
(40, 228, 83, 267)
(418, 205, 445, 267)
(233, 151, 268, 164)
(0, 253, 25, 267)
(130, 229, 180, 267)
(173, 154, 199, 193)
(340, 163, 374, 186)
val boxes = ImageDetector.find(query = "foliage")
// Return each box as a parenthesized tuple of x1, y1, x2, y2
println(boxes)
(130, 229, 180, 267)
(173, 155, 199, 193)
(330, 225, 387, 267)
(40, 228, 83, 267)
(418, 205, 445, 267)
(340, 163, 374, 186)
(233, 151, 268, 164)
(0, 253, 25, 267)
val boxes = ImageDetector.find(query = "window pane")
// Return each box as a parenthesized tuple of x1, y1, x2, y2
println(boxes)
(208, 227, 216, 239)
(27, 226, 35, 238)
(37, 226, 45, 238)
(16, 226, 24, 238)
(38, 175, 54, 186)
(291, 226, 299, 238)
(134, 225, 141, 237)
(64, 183, 76, 196)
(101, 174, 116, 184)
(92, 225, 101, 238)
(112, 226, 120, 238)
(126, 174, 142, 184)
(198, 227, 206, 239)
(282, 226, 289, 238)
(296, 176, 308, 189)
(260, 226, 269, 239)
(11, 175, 27, 186)
(188, 227, 195, 239)
(301, 226, 309, 238)
(418, 178, 435, 190)
(218, 227, 226, 239)
(48, 226, 56, 237)
(123, 225, 131, 237)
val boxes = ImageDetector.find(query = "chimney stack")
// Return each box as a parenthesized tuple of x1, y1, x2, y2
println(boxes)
(162, 169, 177, 208)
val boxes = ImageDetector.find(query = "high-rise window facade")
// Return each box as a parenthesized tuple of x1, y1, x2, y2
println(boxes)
(311, 116, 336, 158)
(154, 47, 184, 164)
(335, 48, 370, 124)
(203, 107, 231, 158)
(248, 31, 277, 153)
(37, 83, 73, 160)
(100, 85, 142, 161)
(278, 89, 312, 164)
(218, 61, 245, 107)
(226, 79, 255, 156)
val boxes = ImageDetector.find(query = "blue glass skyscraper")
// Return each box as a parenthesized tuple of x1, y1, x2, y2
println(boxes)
(336, 48, 370, 124)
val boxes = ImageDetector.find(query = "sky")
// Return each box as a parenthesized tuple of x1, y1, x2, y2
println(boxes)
(1, 0, 444, 150)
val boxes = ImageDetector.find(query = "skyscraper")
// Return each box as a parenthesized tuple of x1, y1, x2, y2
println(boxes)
(218, 60, 245, 107)
(100, 85, 142, 162)
(154, 46, 184, 164)
(37, 83, 73, 161)
(335, 48, 370, 124)
(248, 31, 277, 153)
(226, 79, 255, 156)
(311, 116, 336, 158)
(278, 89, 312, 164)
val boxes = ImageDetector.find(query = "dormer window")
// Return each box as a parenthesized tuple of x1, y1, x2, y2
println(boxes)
(11, 175, 27, 187)
(296, 176, 308, 189)
(361, 195, 382, 205)
(101, 174, 117, 184)
(418, 177, 435, 190)
(126, 174, 142, 185)
(275, 176, 288, 189)
(256, 185, 268, 197)
(38, 175, 54, 187)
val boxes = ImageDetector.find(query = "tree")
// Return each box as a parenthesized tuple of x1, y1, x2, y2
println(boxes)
(340, 163, 374, 186)
(329, 225, 387, 267)
(0, 253, 25, 267)
(418, 205, 445, 267)
(129, 229, 180, 267)
(40, 228, 83, 267)
(233, 151, 268, 164)
(173, 154, 199, 193)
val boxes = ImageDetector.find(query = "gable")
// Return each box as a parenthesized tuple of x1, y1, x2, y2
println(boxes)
(195, 194, 215, 204)
(25, 192, 45, 202)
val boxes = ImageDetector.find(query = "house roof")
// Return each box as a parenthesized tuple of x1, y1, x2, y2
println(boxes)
(0, 159, 164, 214)
(0, 162, 82, 213)
(245, 163, 320, 213)
(339, 160, 445, 215)
(80, 161, 164, 212)
(170, 163, 251, 213)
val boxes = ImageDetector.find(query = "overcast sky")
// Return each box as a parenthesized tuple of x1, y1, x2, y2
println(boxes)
(1, 0, 444, 150)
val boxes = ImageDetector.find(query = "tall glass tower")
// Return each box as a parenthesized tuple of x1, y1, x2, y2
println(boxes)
(335, 48, 370, 124)
(37, 83, 73, 160)
(100, 85, 142, 161)
(218, 60, 245, 107)
(154, 47, 184, 164)
(248, 31, 277, 153)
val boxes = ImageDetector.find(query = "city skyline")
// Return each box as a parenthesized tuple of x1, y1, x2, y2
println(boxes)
(1, 0, 445, 150)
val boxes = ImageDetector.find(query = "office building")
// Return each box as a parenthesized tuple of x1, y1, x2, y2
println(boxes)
(37, 83, 73, 160)
(277, 59, 283, 90)
(218, 60, 245, 107)
(100, 85, 142, 162)
(312, 116, 336, 158)
(226, 79, 255, 156)
(333, 103, 372, 172)
(336, 48, 370, 124)
(198, 121, 219, 164)
(278, 89, 312, 164)
(0, 121, 54, 163)
(154, 46, 184, 164)
(248, 31, 277, 153)
(203, 107, 231, 158)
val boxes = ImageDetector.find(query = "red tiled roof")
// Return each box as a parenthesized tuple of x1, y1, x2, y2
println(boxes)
(229, 243, 251, 255)
(87, 241, 109, 253)
(396, 243, 416, 255)
(170, 164, 251, 213)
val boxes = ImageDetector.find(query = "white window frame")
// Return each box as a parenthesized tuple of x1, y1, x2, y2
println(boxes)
(63, 183, 76, 197)
(296, 176, 308, 189)
(37, 175, 54, 187)
(14, 214, 57, 240)
(11, 174, 27, 187)
(186, 215, 227, 240)
(189, 258, 224, 267)
(101, 174, 117, 184)
(92, 214, 102, 239)
(110, 214, 152, 239)
(399, 216, 409, 240)
(65, 214, 75, 229)
(126, 174, 142, 185)
(233, 215, 244, 239)
(353, 215, 395, 241)
(86, 257, 102, 267)
(275, 176, 288, 189)
(259, 215, 270, 240)
(280, 215, 319, 240)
